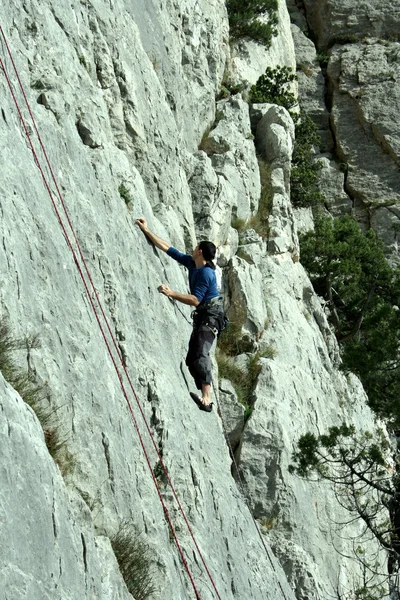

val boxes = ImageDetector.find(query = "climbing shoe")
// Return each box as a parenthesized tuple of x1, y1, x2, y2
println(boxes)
(190, 392, 213, 412)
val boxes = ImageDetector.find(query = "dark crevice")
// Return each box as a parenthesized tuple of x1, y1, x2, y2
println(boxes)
(81, 533, 88, 572)
(1, 108, 6, 123)
(101, 433, 115, 492)
(52, 512, 57, 538)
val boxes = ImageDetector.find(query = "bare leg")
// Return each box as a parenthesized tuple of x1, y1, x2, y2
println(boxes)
(202, 383, 211, 405)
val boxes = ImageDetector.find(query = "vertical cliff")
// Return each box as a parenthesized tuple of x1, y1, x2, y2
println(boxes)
(0, 0, 396, 599)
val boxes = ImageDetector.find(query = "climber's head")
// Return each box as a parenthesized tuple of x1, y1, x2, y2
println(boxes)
(193, 241, 216, 269)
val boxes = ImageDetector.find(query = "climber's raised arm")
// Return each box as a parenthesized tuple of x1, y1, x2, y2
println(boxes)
(135, 218, 170, 252)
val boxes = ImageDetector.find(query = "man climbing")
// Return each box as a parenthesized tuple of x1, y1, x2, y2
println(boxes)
(136, 218, 225, 412)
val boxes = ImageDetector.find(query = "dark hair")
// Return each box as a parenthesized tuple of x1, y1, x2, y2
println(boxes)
(199, 241, 216, 270)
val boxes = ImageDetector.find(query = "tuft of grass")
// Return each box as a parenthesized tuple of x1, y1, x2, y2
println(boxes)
(111, 524, 156, 600)
(231, 215, 247, 233)
(247, 159, 272, 238)
(118, 183, 133, 206)
(78, 55, 91, 73)
(217, 305, 247, 356)
(217, 346, 276, 415)
(0, 318, 74, 476)
(316, 51, 329, 67)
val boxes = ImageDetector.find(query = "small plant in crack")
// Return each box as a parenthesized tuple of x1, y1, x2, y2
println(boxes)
(118, 183, 133, 206)
(111, 523, 156, 600)
(0, 317, 74, 476)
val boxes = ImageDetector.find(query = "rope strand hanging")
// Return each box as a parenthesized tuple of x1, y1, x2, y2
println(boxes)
(0, 27, 226, 600)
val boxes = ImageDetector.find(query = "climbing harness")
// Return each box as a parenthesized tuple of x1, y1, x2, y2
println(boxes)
(0, 26, 223, 600)
(1, 25, 290, 600)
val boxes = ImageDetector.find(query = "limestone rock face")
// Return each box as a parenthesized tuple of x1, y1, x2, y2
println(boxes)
(318, 156, 352, 216)
(0, 1, 297, 599)
(206, 95, 261, 221)
(230, 0, 297, 86)
(328, 41, 400, 249)
(302, 0, 400, 49)
(239, 255, 381, 598)
(253, 104, 299, 256)
(0, 0, 392, 598)
(291, 24, 333, 151)
(0, 375, 133, 600)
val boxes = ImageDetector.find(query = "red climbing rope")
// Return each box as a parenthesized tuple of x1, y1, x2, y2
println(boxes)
(0, 53, 203, 600)
(0, 25, 224, 600)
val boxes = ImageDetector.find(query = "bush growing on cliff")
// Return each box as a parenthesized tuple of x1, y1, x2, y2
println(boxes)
(300, 215, 400, 426)
(226, 0, 278, 47)
(249, 65, 297, 110)
(290, 424, 397, 595)
(111, 524, 156, 600)
(249, 66, 322, 208)
(217, 347, 275, 416)
(290, 111, 324, 207)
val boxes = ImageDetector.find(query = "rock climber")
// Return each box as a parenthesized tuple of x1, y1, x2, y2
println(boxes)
(136, 218, 225, 412)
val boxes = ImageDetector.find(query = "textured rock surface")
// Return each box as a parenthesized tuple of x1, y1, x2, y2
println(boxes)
(302, 0, 400, 49)
(0, 1, 296, 599)
(328, 41, 400, 250)
(0, 0, 392, 598)
(0, 375, 133, 600)
(230, 0, 297, 86)
(239, 255, 382, 598)
(205, 95, 261, 221)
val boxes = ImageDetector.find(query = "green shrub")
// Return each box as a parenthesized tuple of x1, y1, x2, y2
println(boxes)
(227, 0, 278, 47)
(248, 159, 273, 238)
(290, 111, 324, 207)
(111, 524, 156, 600)
(316, 51, 329, 67)
(118, 183, 132, 206)
(300, 216, 400, 427)
(0, 319, 74, 476)
(217, 346, 275, 415)
(249, 66, 297, 110)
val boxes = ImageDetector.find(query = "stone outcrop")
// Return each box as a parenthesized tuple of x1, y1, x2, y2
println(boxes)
(0, 0, 394, 598)
(302, 0, 400, 49)
(0, 374, 133, 600)
(328, 40, 400, 251)
(230, 0, 297, 86)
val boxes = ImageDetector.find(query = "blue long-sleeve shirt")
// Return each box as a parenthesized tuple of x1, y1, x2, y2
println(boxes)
(166, 247, 219, 305)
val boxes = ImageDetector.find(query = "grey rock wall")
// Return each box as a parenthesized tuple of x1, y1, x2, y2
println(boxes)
(0, 0, 391, 599)
(328, 41, 400, 251)
(302, 0, 400, 49)
(0, 1, 295, 599)
(0, 374, 133, 600)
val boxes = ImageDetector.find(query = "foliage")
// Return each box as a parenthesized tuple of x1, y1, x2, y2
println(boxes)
(247, 159, 273, 238)
(111, 524, 156, 600)
(217, 304, 247, 356)
(217, 347, 275, 414)
(316, 51, 330, 67)
(218, 70, 248, 100)
(118, 183, 132, 206)
(290, 111, 324, 207)
(300, 215, 400, 426)
(226, 0, 278, 47)
(290, 424, 400, 582)
(249, 65, 297, 110)
(0, 318, 74, 476)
